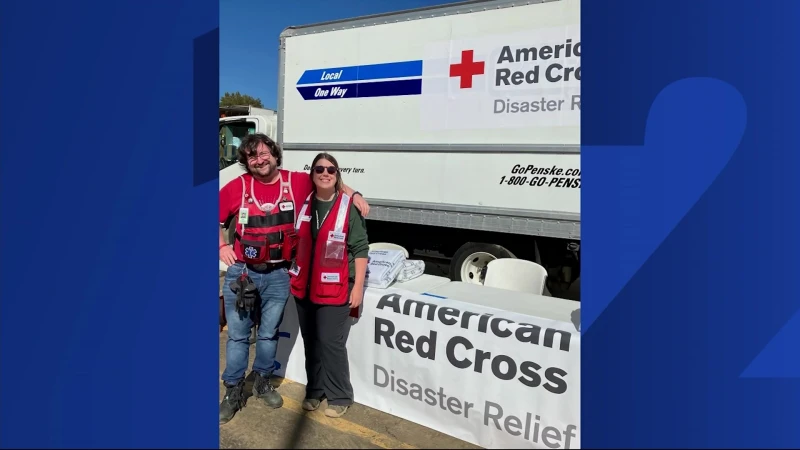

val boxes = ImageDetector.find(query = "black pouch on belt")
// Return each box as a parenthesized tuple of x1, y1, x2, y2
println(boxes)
(230, 273, 259, 313)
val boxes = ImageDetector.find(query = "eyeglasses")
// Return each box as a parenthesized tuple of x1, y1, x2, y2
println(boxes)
(313, 166, 338, 175)
(247, 152, 272, 161)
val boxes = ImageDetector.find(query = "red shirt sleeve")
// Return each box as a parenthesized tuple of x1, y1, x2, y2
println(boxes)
(219, 178, 243, 223)
(290, 170, 313, 205)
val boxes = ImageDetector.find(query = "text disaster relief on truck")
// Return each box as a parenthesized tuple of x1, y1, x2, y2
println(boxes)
(219, 0, 581, 300)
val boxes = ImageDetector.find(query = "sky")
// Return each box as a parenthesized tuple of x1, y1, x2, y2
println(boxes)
(220, 0, 450, 109)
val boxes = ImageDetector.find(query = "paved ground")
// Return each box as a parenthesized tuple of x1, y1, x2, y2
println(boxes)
(219, 330, 481, 449)
(217, 242, 574, 448)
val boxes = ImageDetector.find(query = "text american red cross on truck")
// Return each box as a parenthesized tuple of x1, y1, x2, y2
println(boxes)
(449, 50, 485, 89)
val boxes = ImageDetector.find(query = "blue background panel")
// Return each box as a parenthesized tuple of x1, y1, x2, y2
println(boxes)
(2, 0, 800, 448)
(0, 0, 219, 448)
(583, 0, 800, 448)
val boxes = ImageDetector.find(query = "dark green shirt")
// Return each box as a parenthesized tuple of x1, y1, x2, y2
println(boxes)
(310, 195, 369, 282)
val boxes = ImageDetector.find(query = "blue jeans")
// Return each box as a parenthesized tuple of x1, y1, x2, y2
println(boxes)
(221, 262, 289, 384)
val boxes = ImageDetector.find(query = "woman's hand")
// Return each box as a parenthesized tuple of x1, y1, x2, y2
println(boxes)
(349, 286, 363, 309)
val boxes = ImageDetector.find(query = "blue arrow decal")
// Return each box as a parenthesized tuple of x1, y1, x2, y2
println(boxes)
(297, 60, 422, 85)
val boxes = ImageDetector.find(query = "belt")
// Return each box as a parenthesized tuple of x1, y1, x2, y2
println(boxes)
(241, 260, 290, 273)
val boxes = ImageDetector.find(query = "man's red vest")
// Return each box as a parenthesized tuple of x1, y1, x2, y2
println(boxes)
(289, 191, 352, 305)
(233, 170, 297, 265)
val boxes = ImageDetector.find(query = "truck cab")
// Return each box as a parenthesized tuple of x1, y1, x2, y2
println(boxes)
(218, 105, 278, 169)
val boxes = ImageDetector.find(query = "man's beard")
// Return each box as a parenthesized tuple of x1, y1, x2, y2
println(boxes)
(250, 162, 276, 179)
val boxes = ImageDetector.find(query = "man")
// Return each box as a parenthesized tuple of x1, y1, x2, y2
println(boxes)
(218, 133, 369, 424)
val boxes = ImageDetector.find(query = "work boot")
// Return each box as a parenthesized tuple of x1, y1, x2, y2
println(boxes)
(302, 398, 321, 411)
(252, 372, 283, 408)
(324, 405, 349, 418)
(219, 379, 245, 424)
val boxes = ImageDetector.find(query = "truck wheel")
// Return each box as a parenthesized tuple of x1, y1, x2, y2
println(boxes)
(449, 242, 515, 285)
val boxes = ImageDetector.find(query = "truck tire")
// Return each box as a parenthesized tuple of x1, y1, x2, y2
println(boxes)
(449, 242, 515, 285)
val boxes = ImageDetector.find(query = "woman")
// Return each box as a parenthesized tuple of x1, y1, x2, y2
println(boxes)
(289, 152, 369, 418)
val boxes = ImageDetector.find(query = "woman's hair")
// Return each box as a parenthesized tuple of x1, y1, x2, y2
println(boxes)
(309, 152, 343, 192)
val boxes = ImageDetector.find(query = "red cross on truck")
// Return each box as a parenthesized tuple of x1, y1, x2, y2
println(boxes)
(449, 49, 485, 89)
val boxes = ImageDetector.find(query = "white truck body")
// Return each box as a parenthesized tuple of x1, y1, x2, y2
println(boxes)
(277, 0, 580, 241)
(219, 105, 277, 137)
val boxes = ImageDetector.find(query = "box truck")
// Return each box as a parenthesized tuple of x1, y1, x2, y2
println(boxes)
(218, 105, 277, 169)
(226, 0, 581, 298)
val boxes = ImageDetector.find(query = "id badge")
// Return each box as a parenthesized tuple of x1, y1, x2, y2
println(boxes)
(328, 230, 346, 243)
(279, 201, 294, 212)
(238, 208, 249, 225)
(288, 261, 300, 276)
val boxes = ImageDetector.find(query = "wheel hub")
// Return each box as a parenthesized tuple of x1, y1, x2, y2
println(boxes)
(460, 251, 497, 285)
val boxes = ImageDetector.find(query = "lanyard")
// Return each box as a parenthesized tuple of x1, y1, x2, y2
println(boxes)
(314, 193, 339, 230)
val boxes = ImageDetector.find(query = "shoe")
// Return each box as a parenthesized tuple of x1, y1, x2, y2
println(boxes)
(252, 372, 283, 408)
(219, 379, 245, 424)
(324, 405, 349, 418)
(302, 398, 321, 411)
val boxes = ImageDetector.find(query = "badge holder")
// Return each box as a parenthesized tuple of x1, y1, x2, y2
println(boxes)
(320, 230, 346, 268)
(321, 240, 346, 268)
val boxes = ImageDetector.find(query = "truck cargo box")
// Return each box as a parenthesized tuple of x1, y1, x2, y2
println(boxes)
(277, 0, 580, 240)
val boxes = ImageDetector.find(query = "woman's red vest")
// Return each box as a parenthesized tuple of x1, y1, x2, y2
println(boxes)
(289, 191, 352, 305)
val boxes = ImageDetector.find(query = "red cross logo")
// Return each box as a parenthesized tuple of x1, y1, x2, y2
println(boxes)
(449, 50, 485, 89)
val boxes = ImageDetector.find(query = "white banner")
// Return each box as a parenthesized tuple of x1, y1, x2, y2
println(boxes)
(274, 287, 581, 449)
